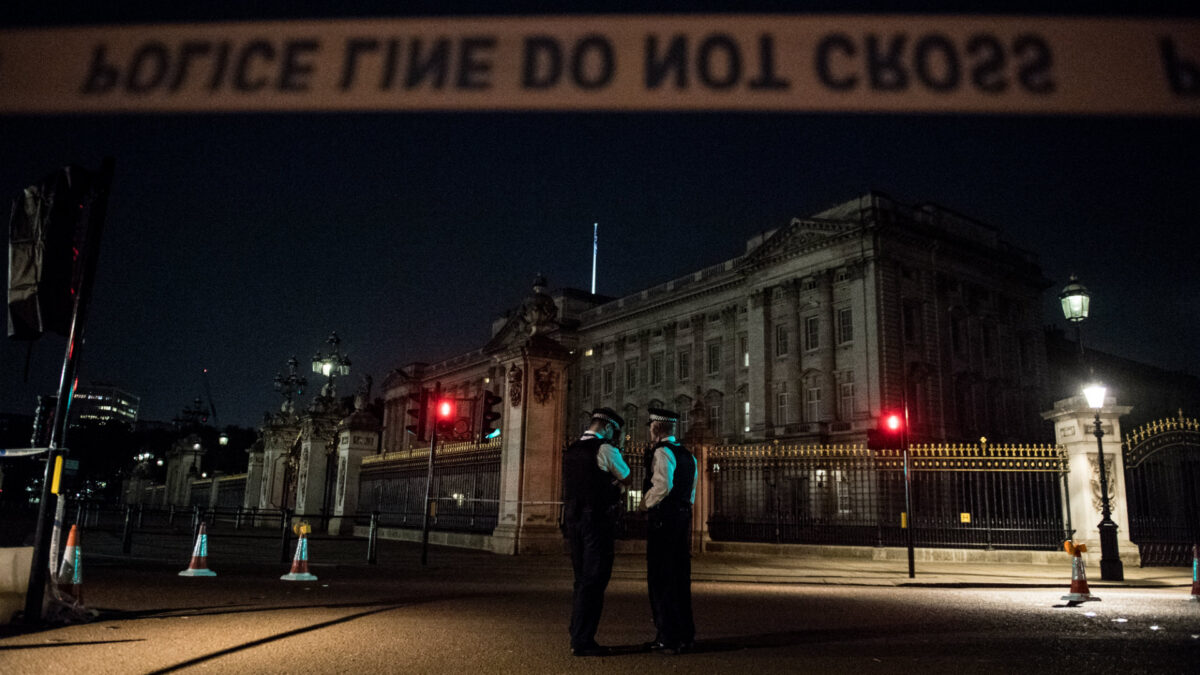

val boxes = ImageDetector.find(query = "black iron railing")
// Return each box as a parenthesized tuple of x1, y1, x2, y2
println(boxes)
(705, 441, 1070, 551)
(357, 439, 501, 534)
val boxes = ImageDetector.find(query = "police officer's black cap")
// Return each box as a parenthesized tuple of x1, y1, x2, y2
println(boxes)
(647, 407, 679, 423)
(590, 407, 625, 432)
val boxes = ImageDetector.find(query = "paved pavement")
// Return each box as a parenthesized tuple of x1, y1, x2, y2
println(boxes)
(73, 526, 1195, 590)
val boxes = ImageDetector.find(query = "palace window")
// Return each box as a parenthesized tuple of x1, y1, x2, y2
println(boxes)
(775, 324, 789, 356)
(650, 353, 663, 386)
(804, 316, 820, 351)
(837, 308, 853, 345)
(707, 342, 721, 375)
(626, 358, 639, 390)
(776, 385, 790, 425)
(602, 364, 614, 395)
(582, 370, 593, 400)
(678, 349, 690, 381)
(740, 333, 749, 367)
(839, 373, 855, 421)
(805, 386, 822, 422)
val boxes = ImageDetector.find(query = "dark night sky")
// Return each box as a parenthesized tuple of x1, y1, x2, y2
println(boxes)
(2, 2, 1198, 429)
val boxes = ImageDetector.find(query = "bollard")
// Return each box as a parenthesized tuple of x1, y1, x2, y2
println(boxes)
(280, 509, 293, 564)
(121, 505, 133, 555)
(367, 511, 379, 565)
(75, 500, 84, 529)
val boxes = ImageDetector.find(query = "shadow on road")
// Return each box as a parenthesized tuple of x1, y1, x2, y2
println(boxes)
(143, 602, 413, 674)
(96, 593, 479, 621)
(0, 638, 146, 650)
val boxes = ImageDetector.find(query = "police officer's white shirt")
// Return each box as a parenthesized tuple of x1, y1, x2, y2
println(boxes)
(643, 436, 698, 509)
(581, 431, 630, 481)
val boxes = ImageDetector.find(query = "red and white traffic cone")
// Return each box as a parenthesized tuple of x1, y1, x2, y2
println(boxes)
(179, 523, 217, 577)
(281, 533, 318, 581)
(1190, 543, 1199, 602)
(56, 524, 84, 604)
(1061, 540, 1099, 604)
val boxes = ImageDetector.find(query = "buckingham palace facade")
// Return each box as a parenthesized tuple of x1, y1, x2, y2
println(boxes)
(381, 192, 1051, 453)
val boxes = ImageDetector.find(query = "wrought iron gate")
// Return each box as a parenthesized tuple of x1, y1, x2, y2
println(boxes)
(1123, 413, 1200, 566)
(705, 440, 1070, 551)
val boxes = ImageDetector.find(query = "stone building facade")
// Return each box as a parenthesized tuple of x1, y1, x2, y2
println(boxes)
(383, 193, 1051, 452)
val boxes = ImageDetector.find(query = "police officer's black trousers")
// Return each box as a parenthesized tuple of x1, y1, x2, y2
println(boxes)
(647, 502, 695, 647)
(566, 508, 616, 649)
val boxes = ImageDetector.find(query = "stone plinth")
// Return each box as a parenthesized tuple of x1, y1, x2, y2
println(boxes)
(329, 409, 380, 535)
(1043, 395, 1140, 564)
(491, 335, 571, 555)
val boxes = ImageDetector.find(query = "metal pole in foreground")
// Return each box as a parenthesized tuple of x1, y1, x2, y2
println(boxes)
(1093, 413, 1124, 581)
(421, 382, 441, 566)
(24, 158, 114, 624)
(367, 511, 379, 564)
(903, 405, 915, 579)
(280, 509, 293, 564)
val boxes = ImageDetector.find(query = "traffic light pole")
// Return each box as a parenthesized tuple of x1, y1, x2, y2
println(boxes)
(903, 404, 915, 579)
(24, 157, 114, 624)
(420, 381, 441, 566)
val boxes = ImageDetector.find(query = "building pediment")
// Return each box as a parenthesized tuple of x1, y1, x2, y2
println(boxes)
(739, 218, 857, 270)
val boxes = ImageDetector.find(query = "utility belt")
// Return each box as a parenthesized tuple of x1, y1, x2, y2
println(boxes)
(648, 497, 692, 515)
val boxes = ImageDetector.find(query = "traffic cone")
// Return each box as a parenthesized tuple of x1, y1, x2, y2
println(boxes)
(1061, 540, 1099, 603)
(179, 523, 217, 577)
(56, 524, 84, 604)
(1190, 544, 1199, 602)
(281, 533, 318, 581)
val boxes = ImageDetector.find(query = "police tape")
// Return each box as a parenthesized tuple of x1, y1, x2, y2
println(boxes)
(0, 14, 1197, 116)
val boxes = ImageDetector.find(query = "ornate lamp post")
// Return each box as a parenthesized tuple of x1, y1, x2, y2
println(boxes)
(312, 332, 351, 399)
(274, 356, 308, 415)
(1083, 383, 1124, 581)
(1059, 274, 1090, 361)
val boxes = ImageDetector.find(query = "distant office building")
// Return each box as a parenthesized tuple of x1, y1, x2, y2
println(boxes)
(70, 383, 139, 428)
(382, 193, 1052, 451)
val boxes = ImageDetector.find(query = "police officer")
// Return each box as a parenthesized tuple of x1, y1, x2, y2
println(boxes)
(642, 407, 697, 655)
(562, 407, 631, 657)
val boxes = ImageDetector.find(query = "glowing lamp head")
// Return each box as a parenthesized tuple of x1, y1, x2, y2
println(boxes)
(438, 400, 453, 418)
(884, 414, 903, 432)
(1083, 384, 1107, 409)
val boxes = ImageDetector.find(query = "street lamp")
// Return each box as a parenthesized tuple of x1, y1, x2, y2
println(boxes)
(1083, 383, 1124, 581)
(312, 332, 351, 398)
(1059, 275, 1090, 362)
(274, 356, 308, 415)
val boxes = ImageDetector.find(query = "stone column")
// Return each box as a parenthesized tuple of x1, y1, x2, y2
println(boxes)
(328, 409, 381, 534)
(1043, 395, 1139, 563)
(491, 335, 572, 555)
(243, 445, 264, 510)
(293, 409, 341, 520)
(258, 418, 301, 518)
(746, 288, 769, 435)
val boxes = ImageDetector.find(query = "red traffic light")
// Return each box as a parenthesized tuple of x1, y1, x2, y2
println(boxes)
(883, 413, 903, 432)
(438, 400, 454, 418)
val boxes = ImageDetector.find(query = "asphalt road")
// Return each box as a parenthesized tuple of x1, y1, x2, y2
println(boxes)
(1, 545, 1197, 674)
